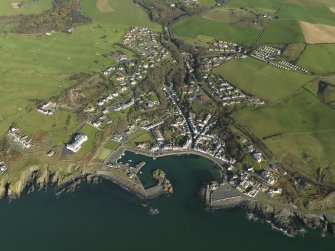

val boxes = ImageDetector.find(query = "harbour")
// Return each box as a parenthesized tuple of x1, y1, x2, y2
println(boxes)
(0, 153, 334, 251)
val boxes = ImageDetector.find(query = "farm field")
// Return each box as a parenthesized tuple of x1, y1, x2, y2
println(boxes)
(306, 79, 335, 108)
(287, 0, 335, 6)
(81, 0, 158, 27)
(282, 43, 306, 62)
(201, 7, 265, 27)
(0, 0, 52, 16)
(173, 15, 261, 46)
(224, 0, 285, 14)
(258, 20, 305, 44)
(299, 22, 335, 44)
(213, 57, 313, 102)
(234, 89, 335, 182)
(298, 44, 335, 74)
(278, 4, 335, 26)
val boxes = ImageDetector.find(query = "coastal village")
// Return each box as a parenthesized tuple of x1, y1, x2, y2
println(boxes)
(1, 0, 335, 247)
(1, 25, 292, 206)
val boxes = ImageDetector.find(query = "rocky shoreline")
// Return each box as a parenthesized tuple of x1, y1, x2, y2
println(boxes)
(201, 184, 335, 238)
(1, 166, 335, 239)
(0, 166, 167, 202)
(244, 201, 335, 237)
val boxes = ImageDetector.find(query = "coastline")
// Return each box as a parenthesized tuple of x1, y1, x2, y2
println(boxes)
(0, 151, 335, 238)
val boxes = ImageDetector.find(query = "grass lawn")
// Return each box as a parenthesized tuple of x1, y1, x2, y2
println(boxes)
(97, 140, 120, 161)
(297, 44, 335, 74)
(278, 4, 335, 26)
(198, 0, 217, 7)
(125, 130, 153, 148)
(98, 148, 112, 161)
(173, 15, 262, 46)
(258, 20, 305, 44)
(213, 57, 313, 102)
(105, 140, 121, 151)
(234, 89, 335, 182)
(0, 0, 52, 16)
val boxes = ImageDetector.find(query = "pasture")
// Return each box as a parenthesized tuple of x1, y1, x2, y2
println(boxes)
(202, 7, 265, 28)
(213, 57, 313, 102)
(278, 4, 335, 26)
(282, 43, 305, 62)
(224, 0, 285, 14)
(287, 0, 335, 6)
(96, 0, 114, 13)
(173, 15, 261, 46)
(234, 89, 335, 182)
(0, 0, 52, 16)
(298, 44, 335, 73)
(258, 20, 305, 44)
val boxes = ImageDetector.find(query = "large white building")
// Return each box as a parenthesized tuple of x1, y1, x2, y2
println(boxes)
(66, 134, 88, 153)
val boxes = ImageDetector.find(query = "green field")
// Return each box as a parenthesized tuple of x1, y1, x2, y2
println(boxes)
(225, 0, 285, 14)
(16, 109, 78, 147)
(198, 0, 217, 7)
(202, 7, 263, 26)
(97, 139, 121, 161)
(213, 57, 313, 102)
(0, 0, 158, 140)
(287, 0, 335, 6)
(278, 4, 335, 26)
(282, 43, 306, 62)
(298, 44, 335, 74)
(258, 20, 305, 44)
(81, 0, 159, 28)
(0, 0, 52, 16)
(125, 129, 153, 148)
(105, 140, 121, 151)
(173, 15, 261, 46)
(234, 89, 335, 182)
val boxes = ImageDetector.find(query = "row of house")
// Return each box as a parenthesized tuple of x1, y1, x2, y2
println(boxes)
(8, 127, 33, 149)
(203, 73, 263, 107)
(209, 40, 245, 54)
